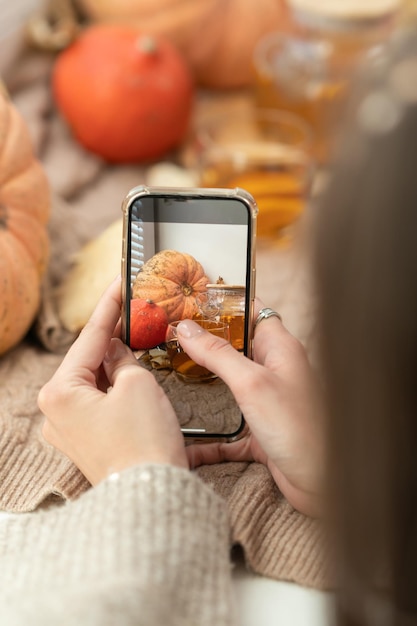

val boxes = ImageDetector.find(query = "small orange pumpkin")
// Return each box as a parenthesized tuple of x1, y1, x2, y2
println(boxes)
(52, 24, 194, 163)
(132, 250, 209, 322)
(77, 0, 288, 88)
(0, 90, 50, 356)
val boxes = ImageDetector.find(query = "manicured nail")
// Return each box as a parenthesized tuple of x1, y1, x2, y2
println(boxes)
(177, 320, 204, 339)
(104, 338, 127, 361)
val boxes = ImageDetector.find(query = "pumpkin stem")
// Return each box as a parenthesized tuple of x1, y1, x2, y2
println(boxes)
(136, 35, 158, 56)
(182, 284, 193, 297)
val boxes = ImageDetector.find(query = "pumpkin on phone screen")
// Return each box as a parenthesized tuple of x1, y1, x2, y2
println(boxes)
(52, 24, 195, 163)
(0, 90, 50, 356)
(129, 298, 168, 350)
(132, 250, 209, 323)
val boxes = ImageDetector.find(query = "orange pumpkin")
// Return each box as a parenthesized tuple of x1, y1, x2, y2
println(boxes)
(0, 90, 50, 356)
(132, 250, 209, 322)
(78, 0, 288, 88)
(52, 24, 194, 163)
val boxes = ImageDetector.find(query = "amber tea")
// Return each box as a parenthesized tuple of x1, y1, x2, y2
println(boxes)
(219, 313, 245, 352)
(196, 109, 313, 243)
(196, 286, 246, 351)
(201, 159, 308, 241)
(166, 341, 217, 382)
(166, 319, 230, 383)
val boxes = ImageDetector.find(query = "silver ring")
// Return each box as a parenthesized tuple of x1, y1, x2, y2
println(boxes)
(254, 307, 282, 329)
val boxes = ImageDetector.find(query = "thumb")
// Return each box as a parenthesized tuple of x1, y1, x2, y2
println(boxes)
(103, 337, 142, 387)
(176, 319, 252, 388)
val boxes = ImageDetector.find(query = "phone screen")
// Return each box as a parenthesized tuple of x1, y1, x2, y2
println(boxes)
(123, 189, 256, 439)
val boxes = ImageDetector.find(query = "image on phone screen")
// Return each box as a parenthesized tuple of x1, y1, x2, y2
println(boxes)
(124, 192, 255, 439)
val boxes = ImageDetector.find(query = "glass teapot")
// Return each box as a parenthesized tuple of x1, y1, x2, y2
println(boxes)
(253, 0, 402, 163)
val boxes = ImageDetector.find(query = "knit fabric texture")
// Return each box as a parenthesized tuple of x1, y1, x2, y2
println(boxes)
(0, 464, 235, 626)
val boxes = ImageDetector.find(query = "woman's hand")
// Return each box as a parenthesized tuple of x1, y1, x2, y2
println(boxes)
(177, 304, 325, 517)
(38, 277, 188, 485)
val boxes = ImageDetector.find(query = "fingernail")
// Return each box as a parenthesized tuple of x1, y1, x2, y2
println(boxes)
(104, 338, 127, 361)
(177, 320, 204, 339)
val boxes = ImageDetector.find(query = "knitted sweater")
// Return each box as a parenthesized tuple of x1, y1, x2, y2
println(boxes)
(0, 464, 234, 626)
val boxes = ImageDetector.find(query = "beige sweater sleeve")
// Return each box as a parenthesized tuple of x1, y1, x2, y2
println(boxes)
(0, 464, 235, 626)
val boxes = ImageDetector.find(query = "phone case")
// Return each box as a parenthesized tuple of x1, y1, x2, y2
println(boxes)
(121, 185, 257, 442)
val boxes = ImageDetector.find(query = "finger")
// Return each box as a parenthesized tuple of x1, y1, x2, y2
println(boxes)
(186, 438, 254, 468)
(103, 339, 172, 416)
(176, 314, 287, 386)
(59, 276, 122, 376)
(103, 340, 185, 457)
(176, 319, 262, 393)
(252, 299, 298, 368)
(253, 296, 266, 318)
(102, 337, 142, 387)
(113, 318, 122, 339)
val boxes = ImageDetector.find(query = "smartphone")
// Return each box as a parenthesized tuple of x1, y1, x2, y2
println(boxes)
(121, 186, 257, 441)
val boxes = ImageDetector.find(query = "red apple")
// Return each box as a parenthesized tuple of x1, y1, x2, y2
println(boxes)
(130, 298, 168, 350)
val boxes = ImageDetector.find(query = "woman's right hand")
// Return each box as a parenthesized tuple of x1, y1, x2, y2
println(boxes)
(176, 305, 325, 518)
(38, 278, 188, 486)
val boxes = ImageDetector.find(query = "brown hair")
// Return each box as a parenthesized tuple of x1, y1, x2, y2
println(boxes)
(313, 29, 417, 626)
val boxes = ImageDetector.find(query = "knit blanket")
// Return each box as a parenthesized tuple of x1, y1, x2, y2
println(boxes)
(0, 40, 329, 589)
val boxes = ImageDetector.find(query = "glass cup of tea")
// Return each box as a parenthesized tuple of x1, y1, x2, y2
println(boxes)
(165, 319, 230, 382)
(194, 107, 314, 244)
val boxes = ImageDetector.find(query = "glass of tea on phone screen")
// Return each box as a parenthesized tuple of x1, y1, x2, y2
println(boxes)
(166, 319, 230, 382)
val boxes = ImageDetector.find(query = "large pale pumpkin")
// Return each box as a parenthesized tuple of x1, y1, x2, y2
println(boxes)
(78, 0, 288, 88)
(0, 90, 50, 356)
(132, 250, 209, 322)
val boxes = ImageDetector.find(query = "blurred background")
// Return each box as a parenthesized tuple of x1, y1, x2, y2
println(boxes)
(0, 0, 416, 348)
(2, 0, 415, 224)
